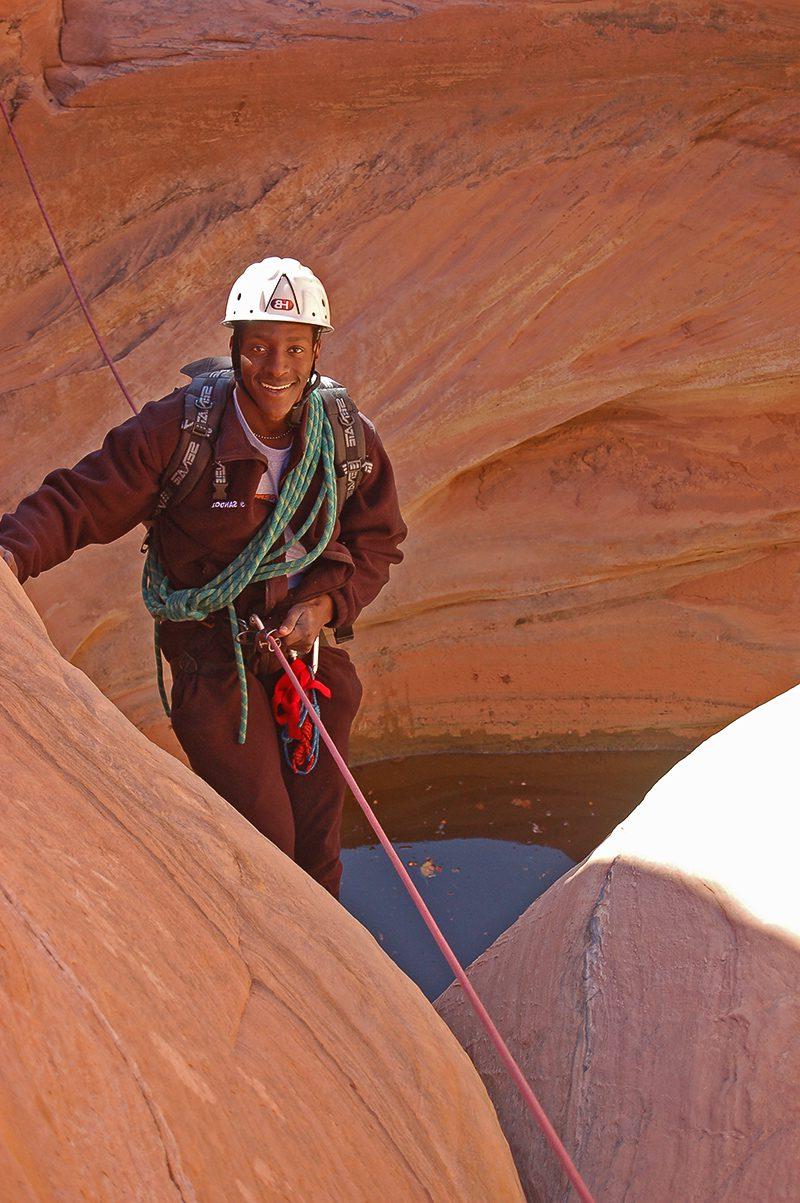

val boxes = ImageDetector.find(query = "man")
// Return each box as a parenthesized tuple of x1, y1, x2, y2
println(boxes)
(0, 257, 406, 898)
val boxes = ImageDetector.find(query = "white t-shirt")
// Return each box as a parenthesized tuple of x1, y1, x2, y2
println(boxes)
(234, 391, 306, 586)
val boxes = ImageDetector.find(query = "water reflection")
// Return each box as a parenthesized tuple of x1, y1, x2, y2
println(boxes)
(340, 750, 684, 999)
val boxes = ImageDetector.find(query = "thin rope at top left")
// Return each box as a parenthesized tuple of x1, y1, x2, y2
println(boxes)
(1, 98, 139, 417)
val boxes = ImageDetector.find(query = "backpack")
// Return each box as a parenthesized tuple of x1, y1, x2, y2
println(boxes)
(150, 357, 369, 521)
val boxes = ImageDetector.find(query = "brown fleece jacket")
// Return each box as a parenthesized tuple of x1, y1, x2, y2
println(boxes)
(0, 384, 406, 661)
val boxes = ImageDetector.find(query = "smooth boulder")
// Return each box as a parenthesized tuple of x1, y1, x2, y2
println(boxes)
(0, 567, 524, 1202)
(438, 685, 800, 1202)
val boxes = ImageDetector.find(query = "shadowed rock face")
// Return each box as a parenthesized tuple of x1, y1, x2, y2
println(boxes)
(1, 2, 799, 758)
(0, 566, 524, 1201)
(437, 685, 800, 1203)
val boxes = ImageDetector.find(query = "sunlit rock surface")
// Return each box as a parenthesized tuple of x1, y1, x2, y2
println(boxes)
(1, 1, 799, 758)
(0, 566, 524, 1202)
(437, 685, 800, 1202)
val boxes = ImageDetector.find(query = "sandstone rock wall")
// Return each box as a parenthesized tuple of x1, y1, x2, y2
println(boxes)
(1, 2, 799, 758)
(437, 684, 800, 1202)
(0, 563, 524, 1201)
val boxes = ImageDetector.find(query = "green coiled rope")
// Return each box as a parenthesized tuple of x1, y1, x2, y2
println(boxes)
(142, 389, 338, 744)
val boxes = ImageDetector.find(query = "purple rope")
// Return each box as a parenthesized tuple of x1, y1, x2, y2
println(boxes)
(1, 98, 139, 417)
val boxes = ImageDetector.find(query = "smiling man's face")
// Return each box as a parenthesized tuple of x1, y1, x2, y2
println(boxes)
(235, 320, 318, 418)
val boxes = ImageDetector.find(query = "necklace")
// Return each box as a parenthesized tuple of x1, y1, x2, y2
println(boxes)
(255, 429, 293, 443)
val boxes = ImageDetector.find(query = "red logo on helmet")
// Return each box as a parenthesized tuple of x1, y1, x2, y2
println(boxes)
(271, 297, 294, 311)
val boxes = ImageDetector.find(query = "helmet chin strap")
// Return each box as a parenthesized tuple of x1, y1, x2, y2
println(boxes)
(231, 326, 245, 385)
(292, 337, 322, 423)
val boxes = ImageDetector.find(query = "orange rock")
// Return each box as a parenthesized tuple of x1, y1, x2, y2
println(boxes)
(2, 3, 799, 757)
(437, 685, 800, 1201)
(0, 567, 524, 1201)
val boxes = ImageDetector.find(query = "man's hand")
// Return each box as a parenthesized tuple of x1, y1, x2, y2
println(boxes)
(277, 594, 334, 656)
(0, 548, 18, 578)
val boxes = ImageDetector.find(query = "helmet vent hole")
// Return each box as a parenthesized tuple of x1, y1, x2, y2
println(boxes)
(237, 293, 241, 301)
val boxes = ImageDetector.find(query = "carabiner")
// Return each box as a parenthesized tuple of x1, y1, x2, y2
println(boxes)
(246, 615, 297, 659)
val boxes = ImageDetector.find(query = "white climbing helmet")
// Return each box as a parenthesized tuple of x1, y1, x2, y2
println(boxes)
(222, 257, 333, 332)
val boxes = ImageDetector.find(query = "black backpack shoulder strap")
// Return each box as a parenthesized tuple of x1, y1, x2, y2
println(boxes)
(317, 376, 368, 516)
(151, 370, 232, 519)
(151, 364, 366, 522)
(179, 355, 233, 378)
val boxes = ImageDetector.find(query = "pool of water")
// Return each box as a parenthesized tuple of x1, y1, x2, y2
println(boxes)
(340, 750, 684, 1000)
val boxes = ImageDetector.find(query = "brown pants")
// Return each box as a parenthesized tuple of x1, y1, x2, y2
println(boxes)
(170, 645, 362, 898)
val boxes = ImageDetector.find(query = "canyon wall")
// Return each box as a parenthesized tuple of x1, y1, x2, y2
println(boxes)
(1, 1, 799, 758)
(0, 561, 524, 1201)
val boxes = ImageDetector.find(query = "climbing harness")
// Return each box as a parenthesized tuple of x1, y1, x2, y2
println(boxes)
(141, 386, 338, 745)
(4, 102, 596, 1202)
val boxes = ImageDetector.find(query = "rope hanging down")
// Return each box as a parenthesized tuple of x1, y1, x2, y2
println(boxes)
(264, 629, 597, 1203)
(4, 102, 596, 1202)
(142, 388, 338, 744)
(0, 98, 139, 418)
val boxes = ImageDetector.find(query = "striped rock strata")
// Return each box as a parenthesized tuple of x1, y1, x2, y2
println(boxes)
(1, 1, 799, 758)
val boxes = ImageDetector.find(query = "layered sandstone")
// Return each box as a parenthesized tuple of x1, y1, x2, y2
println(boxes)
(0, 564, 524, 1202)
(437, 684, 800, 1202)
(1, 1, 799, 758)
